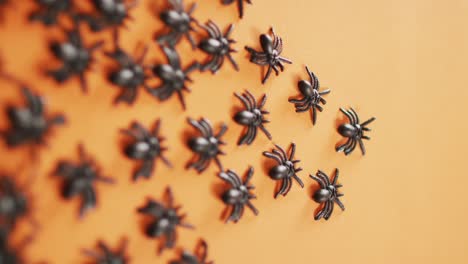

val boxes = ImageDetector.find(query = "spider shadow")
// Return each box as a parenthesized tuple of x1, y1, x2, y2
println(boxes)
(210, 179, 231, 222)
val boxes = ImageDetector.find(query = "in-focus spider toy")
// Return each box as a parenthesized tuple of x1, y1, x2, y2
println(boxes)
(245, 27, 292, 84)
(263, 143, 304, 198)
(78, 0, 138, 32)
(121, 120, 171, 181)
(289, 66, 330, 125)
(105, 31, 150, 104)
(0, 176, 29, 230)
(170, 239, 213, 264)
(221, 0, 251, 18)
(2, 87, 65, 147)
(29, 0, 72, 26)
(186, 117, 227, 173)
(48, 28, 104, 93)
(233, 90, 271, 145)
(83, 239, 129, 264)
(54, 144, 115, 218)
(219, 167, 258, 223)
(146, 46, 199, 110)
(156, 0, 197, 49)
(198, 21, 238, 74)
(336, 108, 375, 155)
(137, 187, 194, 254)
(310, 169, 344, 220)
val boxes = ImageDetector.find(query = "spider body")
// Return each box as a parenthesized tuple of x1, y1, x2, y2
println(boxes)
(83, 239, 129, 264)
(289, 66, 330, 124)
(219, 167, 258, 223)
(171, 240, 213, 264)
(310, 169, 344, 220)
(3, 87, 65, 147)
(221, 0, 252, 18)
(336, 108, 375, 155)
(245, 28, 292, 84)
(49, 29, 104, 93)
(198, 21, 238, 74)
(233, 90, 271, 145)
(0, 177, 28, 230)
(54, 145, 115, 218)
(263, 143, 304, 198)
(157, 0, 197, 49)
(121, 120, 171, 181)
(146, 46, 199, 110)
(29, 0, 72, 26)
(137, 187, 193, 253)
(186, 118, 227, 173)
(79, 0, 137, 31)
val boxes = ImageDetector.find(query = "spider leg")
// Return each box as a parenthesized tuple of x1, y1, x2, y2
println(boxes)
(284, 177, 293, 196)
(259, 124, 272, 140)
(289, 97, 308, 104)
(199, 118, 214, 136)
(272, 65, 279, 75)
(238, 0, 244, 18)
(344, 139, 357, 155)
(262, 151, 283, 164)
(188, 2, 197, 15)
(201, 55, 218, 72)
(162, 230, 176, 252)
(158, 153, 172, 168)
(208, 20, 222, 38)
(136, 45, 149, 65)
(211, 55, 225, 74)
(176, 90, 187, 110)
(278, 56, 292, 64)
(219, 171, 240, 188)
(336, 138, 352, 153)
(234, 92, 252, 111)
(314, 201, 329, 220)
(248, 125, 257, 144)
(145, 83, 172, 100)
(236, 203, 245, 223)
(246, 201, 259, 215)
(185, 32, 197, 50)
(349, 108, 360, 123)
(133, 160, 154, 181)
(226, 53, 239, 71)
(277, 61, 284, 71)
(331, 169, 340, 185)
(48, 114, 66, 126)
(201, 22, 217, 38)
(137, 199, 165, 218)
(165, 186, 174, 208)
(361, 117, 376, 127)
(362, 135, 371, 140)
(289, 143, 296, 160)
(319, 88, 331, 95)
(187, 118, 209, 137)
(358, 138, 366, 155)
(238, 126, 252, 145)
(324, 201, 335, 220)
(311, 105, 317, 124)
(244, 166, 254, 184)
(214, 156, 224, 172)
(244, 90, 257, 109)
(334, 197, 345, 211)
(292, 174, 304, 188)
(225, 23, 235, 38)
(317, 170, 331, 185)
(295, 100, 312, 112)
(227, 204, 241, 223)
(79, 187, 96, 218)
(78, 73, 88, 93)
(261, 66, 273, 84)
(309, 174, 326, 188)
(215, 123, 228, 139)
(258, 93, 267, 108)
(272, 150, 287, 163)
(114, 88, 137, 105)
(316, 104, 323, 112)
(274, 144, 288, 161)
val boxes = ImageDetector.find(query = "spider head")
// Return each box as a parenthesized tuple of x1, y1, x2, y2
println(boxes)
(53, 42, 91, 73)
(125, 137, 161, 160)
(268, 162, 295, 180)
(152, 64, 185, 91)
(160, 10, 191, 33)
(222, 186, 249, 205)
(110, 64, 145, 89)
(338, 123, 361, 138)
(188, 136, 219, 157)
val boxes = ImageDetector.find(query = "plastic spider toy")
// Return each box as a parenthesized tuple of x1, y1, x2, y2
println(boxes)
(221, 0, 251, 18)
(245, 27, 292, 84)
(156, 0, 197, 49)
(198, 21, 238, 74)
(82, 239, 129, 264)
(263, 143, 304, 198)
(310, 169, 344, 220)
(137, 187, 194, 254)
(0, 177, 29, 230)
(105, 31, 151, 105)
(219, 167, 258, 223)
(121, 120, 171, 181)
(146, 46, 199, 110)
(2, 87, 65, 147)
(336, 108, 375, 155)
(54, 144, 115, 218)
(48, 28, 104, 93)
(186, 117, 227, 173)
(170, 239, 213, 264)
(78, 0, 138, 32)
(233, 90, 271, 145)
(289, 66, 330, 125)
(29, 0, 72, 26)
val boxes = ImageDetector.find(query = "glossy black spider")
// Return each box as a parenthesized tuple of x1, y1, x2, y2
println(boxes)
(233, 90, 271, 145)
(289, 66, 330, 125)
(29, 0, 72, 26)
(186, 117, 227, 173)
(82, 239, 129, 264)
(137, 187, 194, 254)
(310, 169, 344, 220)
(221, 0, 251, 18)
(263, 143, 304, 198)
(105, 31, 150, 105)
(219, 167, 258, 223)
(170, 239, 213, 264)
(146, 46, 199, 110)
(48, 28, 104, 93)
(198, 21, 238, 74)
(245, 27, 292, 84)
(78, 0, 138, 32)
(336, 108, 375, 155)
(54, 144, 115, 218)
(0, 177, 28, 230)
(2, 87, 65, 147)
(156, 0, 197, 49)
(121, 120, 171, 181)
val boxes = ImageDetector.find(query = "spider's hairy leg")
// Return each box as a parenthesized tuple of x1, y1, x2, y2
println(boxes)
(358, 138, 366, 156)
(258, 124, 272, 140)
(263, 151, 283, 164)
(262, 66, 272, 84)
(246, 200, 258, 215)
(336, 138, 352, 153)
(361, 117, 376, 127)
(314, 200, 329, 220)
(344, 138, 357, 155)
(323, 201, 334, 220)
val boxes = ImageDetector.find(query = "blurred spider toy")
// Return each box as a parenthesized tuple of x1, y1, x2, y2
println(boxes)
(245, 27, 292, 84)
(157, 0, 197, 49)
(82, 239, 129, 264)
(336, 108, 375, 155)
(137, 187, 194, 254)
(221, 0, 252, 18)
(78, 0, 138, 31)
(310, 169, 344, 220)
(170, 239, 213, 264)
(29, 0, 72, 26)
(0, 176, 29, 230)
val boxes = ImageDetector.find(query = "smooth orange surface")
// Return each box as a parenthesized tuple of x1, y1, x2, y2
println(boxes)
(0, 0, 467, 263)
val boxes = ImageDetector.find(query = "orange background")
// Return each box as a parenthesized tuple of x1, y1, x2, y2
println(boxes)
(0, 0, 467, 263)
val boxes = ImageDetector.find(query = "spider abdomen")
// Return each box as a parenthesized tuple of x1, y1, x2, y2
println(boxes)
(188, 137, 218, 157)
(313, 189, 331, 203)
(338, 124, 358, 138)
(125, 142, 155, 160)
(161, 11, 190, 32)
(268, 165, 290, 180)
(222, 189, 242, 205)
(199, 38, 224, 54)
(233, 110, 256, 125)
(260, 34, 273, 54)
(298, 80, 314, 97)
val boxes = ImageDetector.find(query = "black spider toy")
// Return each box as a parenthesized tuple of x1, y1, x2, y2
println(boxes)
(54, 144, 115, 218)
(198, 21, 238, 74)
(78, 0, 138, 32)
(221, 0, 251, 18)
(310, 169, 344, 220)
(82, 239, 129, 264)
(289, 66, 330, 125)
(146, 46, 199, 110)
(336, 107, 375, 155)
(156, 0, 197, 49)
(170, 239, 213, 264)
(263, 143, 304, 198)
(48, 28, 104, 93)
(29, 0, 72, 26)
(233, 90, 271, 145)
(186, 117, 227, 173)
(0, 176, 29, 231)
(137, 187, 194, 254)
(219, 167, 258, 223)
(245, 27, 292, 84)
(105, 31, 151, 104)
(121, 119, 171, 181)
(2, 87, 65, 147)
